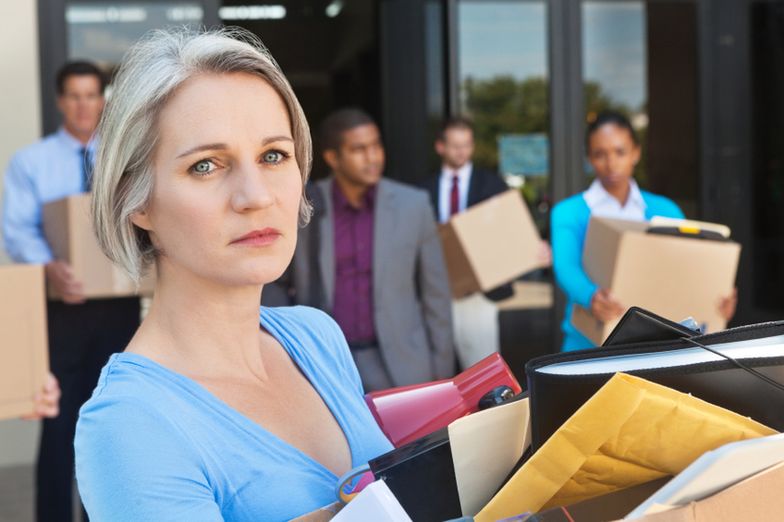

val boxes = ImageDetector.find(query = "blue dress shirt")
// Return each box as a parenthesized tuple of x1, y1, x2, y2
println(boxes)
(75, 306, 394, 522)
(2, 128, 96, 263)
(551, 186, 684, 351)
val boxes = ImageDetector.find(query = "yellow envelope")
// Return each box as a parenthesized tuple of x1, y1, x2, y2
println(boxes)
(475, 373, 776, 522)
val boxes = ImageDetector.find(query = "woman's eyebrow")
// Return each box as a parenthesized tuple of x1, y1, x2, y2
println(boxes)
(262, 135, 294, 146)
(176, 143, 228, 158)
(176, 136, 293, 158)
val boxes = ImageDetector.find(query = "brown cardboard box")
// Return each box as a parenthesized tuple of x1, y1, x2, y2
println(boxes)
(43, 194, 153, 299)
(619, 461, 784, 521)
(573, 217, 740, 345)
(0, 264, 48, 420)
(438, 190, 547, 299)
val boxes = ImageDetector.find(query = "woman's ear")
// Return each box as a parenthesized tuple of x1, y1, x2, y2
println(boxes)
(130, 211, 152, 231)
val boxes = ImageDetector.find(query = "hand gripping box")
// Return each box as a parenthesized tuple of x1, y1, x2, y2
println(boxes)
(0, 264, 48, 420)
(43, 194, 154, 300)
(438, 189, 547, 299)
(572, 217, 740, 345)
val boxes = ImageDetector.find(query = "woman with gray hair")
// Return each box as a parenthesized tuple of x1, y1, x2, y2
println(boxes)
(74, 28, 392, 520)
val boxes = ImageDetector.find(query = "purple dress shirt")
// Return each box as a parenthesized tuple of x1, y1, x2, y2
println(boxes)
(332, 182, 377, 344)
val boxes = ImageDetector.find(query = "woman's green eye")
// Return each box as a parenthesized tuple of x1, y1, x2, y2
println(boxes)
(263, 151, 283, 163)
(192, 160, 213, 174)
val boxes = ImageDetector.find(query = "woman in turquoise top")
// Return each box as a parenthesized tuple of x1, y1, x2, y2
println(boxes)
(551, 112, 735, 351)
(74, 29, 392, 521)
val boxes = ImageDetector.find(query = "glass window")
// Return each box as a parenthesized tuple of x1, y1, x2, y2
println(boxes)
(582, 1, 698, 216)
(582, 1, 647, 182)
(456, 0, 550, 232)
(66, 3, 204, 74)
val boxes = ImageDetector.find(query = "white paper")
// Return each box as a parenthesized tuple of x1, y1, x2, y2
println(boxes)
(332, 480, 412, 522)
(448, 397, 531, 516)
(538, 335, 784, 375)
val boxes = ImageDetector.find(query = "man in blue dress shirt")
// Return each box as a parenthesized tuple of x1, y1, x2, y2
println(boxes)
(2, 61, 140, 522)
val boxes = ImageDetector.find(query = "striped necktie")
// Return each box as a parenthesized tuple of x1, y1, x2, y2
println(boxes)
(80, 147, 93, 192)
(449, 172, 460, 216)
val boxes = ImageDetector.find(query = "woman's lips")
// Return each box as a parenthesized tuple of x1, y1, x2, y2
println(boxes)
(230, 228, 282, 247)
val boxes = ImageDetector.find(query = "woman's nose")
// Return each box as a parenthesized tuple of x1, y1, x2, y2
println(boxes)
(230, 162, 275, 212)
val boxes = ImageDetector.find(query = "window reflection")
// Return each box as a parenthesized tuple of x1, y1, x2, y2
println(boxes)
(66, 3, 204, 74)
(582, 1, 647, 183)
(457, 0, 549, 231)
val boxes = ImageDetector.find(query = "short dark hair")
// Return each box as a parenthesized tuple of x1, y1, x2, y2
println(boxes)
(56, 61, 107, 96)
(319, 108, 376, 151)
(438, 116, 474, 141)
(585, 110, 639, 150)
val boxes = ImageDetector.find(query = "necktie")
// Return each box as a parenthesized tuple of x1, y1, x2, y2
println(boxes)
(80, 147, 93, 192)
(449, 172, 460, 217)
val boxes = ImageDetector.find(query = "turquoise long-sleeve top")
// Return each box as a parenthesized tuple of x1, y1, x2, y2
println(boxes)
(551, 188, 684, 351)
(74, 306, 393, 521)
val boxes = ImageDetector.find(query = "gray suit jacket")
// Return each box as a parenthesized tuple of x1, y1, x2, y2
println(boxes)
(265, 176, 455, 386)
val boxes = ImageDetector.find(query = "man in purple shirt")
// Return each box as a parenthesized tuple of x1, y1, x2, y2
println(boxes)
(265, 108, 455, 390)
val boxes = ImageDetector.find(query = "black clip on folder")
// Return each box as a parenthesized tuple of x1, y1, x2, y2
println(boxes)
(602, 306, 700, 347)
(527, 312, 784, 450)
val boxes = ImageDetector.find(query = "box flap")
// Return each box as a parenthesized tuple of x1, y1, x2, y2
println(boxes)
(450, 190, 545, 292)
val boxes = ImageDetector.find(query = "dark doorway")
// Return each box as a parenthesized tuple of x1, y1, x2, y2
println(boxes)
(220, 0, 381, 180)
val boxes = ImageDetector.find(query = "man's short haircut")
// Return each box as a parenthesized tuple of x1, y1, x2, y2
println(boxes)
(319, 108, 376, 152)
(92, 27, 312, 283)
(56, 60, 107, 95)
(438, 116, 474, 141)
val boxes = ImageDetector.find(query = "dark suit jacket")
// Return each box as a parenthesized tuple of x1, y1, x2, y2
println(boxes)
(419, 166, 509, 218)
(263, 177, 455, 387)
(418, 166, 514, 300)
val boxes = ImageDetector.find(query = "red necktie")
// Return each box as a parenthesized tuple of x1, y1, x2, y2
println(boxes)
(449, 173, 460, 217)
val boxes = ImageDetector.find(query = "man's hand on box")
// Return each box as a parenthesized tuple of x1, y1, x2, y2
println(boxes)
(590, 288, 625, 323)
(22, 372, 60, 420)
(718, 287, 738, 322)
(45, 260, 86, 304)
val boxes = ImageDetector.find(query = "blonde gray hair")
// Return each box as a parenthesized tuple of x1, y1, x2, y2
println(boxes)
(92, 27, 312, 282)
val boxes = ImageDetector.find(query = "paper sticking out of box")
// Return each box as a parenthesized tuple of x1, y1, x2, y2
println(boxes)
(448, 396, 531, 516)
(575, 217, 740, 345)
(474, 373, 775, 522)
(617, 460, 784, 522)
(43, 194, 154, 300)
(438, 189, 547, 299)
(0, 264, 49, 420)
(331, 481, 412, 522)
(625, 433, 784, 519)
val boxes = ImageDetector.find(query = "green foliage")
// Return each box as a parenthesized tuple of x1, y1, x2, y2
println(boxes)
(461, 75, 647, 187)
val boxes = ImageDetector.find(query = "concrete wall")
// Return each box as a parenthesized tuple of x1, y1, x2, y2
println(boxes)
(0, 0, 43, 468)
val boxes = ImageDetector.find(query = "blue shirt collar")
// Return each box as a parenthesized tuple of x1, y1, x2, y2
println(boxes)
(56, 126, 98, 153)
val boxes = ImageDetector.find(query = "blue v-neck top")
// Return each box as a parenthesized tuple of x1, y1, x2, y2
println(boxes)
(74, 306, 393, 521)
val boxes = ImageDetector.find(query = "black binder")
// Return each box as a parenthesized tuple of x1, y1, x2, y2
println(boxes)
(602, 306, 699, 347)
(527, 319, 784, 449)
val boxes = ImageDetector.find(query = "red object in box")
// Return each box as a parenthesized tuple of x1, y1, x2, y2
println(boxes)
(364, 353, 522, 447)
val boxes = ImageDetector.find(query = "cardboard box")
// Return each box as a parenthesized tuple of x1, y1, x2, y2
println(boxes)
(438, 190, 547, 299)
(43, 194, 153, 299)
(0, 264, 49, 420)
(619, 461, 784, 521)
(573, 217, 740, 345)
(495, 281, 554, 311)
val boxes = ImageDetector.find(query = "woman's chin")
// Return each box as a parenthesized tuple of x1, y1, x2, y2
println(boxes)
(600, 175, 630, 188)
